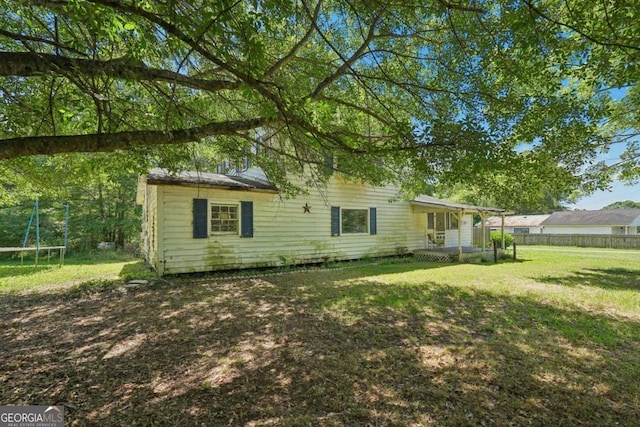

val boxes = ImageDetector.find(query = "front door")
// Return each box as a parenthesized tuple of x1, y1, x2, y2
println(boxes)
(435, 213, 446, 233)
(435, 213, 446, 243)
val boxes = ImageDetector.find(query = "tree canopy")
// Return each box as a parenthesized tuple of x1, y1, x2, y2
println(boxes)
(1, 0, 639, 209)
(602, 200, 640, 210)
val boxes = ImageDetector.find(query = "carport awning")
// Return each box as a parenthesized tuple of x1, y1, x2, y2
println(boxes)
(410, 195, 505, 214)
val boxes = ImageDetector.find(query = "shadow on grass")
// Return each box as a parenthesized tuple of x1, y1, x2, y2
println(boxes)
(164, 255, 520, 286)
(538, 267, 640, 291)
(163, 257, 453, 283)
(1, 267, 639, 426)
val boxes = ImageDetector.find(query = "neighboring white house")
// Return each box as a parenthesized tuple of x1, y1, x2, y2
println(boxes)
(137, 168, 504, 275)
(540, 210, 640, 235)
(483, 214, 550, 234)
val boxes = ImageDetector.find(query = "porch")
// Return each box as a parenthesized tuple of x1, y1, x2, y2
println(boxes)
(410, 195, 507, 263)
(413, 246, 504, 263)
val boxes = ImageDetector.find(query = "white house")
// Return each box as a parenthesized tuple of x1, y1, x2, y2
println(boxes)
(137, 168, 504, 275)
(540, 210, 640, 235)
(483, 214, 550, 234)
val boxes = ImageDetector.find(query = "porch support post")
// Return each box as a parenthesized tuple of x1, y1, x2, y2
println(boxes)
(480, 212, 487, 251)
(457, 210, 463, 261)
(501, 213, 506, 251)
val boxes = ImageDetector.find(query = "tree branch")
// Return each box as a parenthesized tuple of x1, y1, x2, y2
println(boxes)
(309, 13, 381, 98)
(81, 0, 293, 124)
(0, 28, 87, 56)
(265, 0, 322, 77)
(0, 51, 239, 92)
(0, 117, 272, 160)
(436, 0, 486, 14)
(524, 0, 640, 52)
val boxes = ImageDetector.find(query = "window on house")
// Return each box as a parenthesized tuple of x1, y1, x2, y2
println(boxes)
(211, 204, 239, 234)
(342, 209, 368, 234)
(513, 228, 530, 234)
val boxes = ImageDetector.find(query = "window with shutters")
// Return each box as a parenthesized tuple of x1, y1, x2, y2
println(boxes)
(341, 209, 368, 234)
(211, 204, 239, 234)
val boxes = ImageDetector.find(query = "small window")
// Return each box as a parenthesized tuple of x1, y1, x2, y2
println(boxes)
(513, 227, 530, 234)
(211, 204, 239, 234)
(447, 213, 458, 230)
(342, 209, 368, 234)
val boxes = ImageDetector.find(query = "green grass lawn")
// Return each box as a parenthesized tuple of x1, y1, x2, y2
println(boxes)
(1, 247, 639, 426)
(0, 251, 153, 294)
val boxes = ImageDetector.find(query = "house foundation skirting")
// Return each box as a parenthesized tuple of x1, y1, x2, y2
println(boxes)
(413, 248, 504, 263)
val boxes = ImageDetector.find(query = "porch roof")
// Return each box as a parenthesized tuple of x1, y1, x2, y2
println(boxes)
(410, 195, 505, 214)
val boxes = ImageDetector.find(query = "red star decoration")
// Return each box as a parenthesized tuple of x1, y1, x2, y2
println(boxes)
(302, 202, 311, 213)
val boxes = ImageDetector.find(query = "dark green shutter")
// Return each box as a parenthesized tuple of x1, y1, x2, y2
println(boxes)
(241, 201, 253, 237)
(331, 206, 340, 236)
(193, 198, 208, 238)
(369, 207, 377, 235)
(324, 155, 334, 175)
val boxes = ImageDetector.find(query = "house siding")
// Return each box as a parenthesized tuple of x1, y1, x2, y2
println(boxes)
(152, 176, 427, 275)
(445, 214, 474, 247)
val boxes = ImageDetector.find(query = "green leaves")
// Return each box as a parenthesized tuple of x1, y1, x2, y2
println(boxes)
(0, 0, 639, 210)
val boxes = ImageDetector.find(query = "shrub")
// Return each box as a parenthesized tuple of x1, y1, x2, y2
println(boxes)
(490, 231, 514, 248)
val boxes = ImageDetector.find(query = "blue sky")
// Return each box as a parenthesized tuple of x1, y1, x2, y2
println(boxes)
(568, 180, 640, 210)
(567, 138, 639, 210)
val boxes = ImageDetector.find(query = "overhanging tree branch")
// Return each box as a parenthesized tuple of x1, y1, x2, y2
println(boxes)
(436, 0, 487, 14)
(0, 28, 86, 56)
(309, 14, 381, 98)
(0, 51, 239, 92)
(265, 0, 323, 77)
(0, 117, 272, 159)
(523, 0, 640, 52)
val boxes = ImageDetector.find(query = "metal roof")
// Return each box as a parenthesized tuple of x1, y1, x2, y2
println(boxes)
(484, 214, 550, 227)
(146, 168, 278, 192)
(411, 195, 505, 213)
(541, 209, 640, 226)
